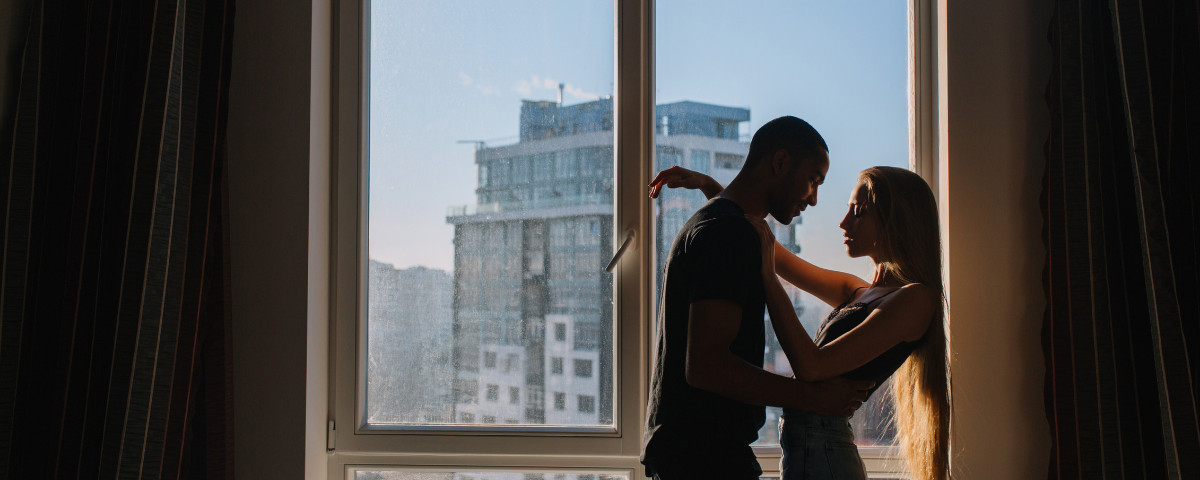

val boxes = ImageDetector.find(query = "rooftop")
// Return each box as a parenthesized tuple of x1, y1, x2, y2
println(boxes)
(518, 98, 749, 143)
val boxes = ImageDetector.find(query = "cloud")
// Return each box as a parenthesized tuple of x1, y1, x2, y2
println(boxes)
(563, 83, 600, 101)
(514, 74, 601, 101)
(460, 72, 602, 100)
(515, 79, 533, 96)
(458, 72, 501, 96)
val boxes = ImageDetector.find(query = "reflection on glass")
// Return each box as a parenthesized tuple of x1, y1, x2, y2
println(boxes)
(367, 0, 615, 427)
(355, 473, 626, 480)
(654, 0, 909, 447)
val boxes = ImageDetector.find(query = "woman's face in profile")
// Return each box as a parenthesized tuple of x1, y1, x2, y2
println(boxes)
(839, 181, 881, 259)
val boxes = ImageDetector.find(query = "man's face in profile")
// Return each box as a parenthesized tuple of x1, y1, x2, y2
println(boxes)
(768, 149, 829, 225)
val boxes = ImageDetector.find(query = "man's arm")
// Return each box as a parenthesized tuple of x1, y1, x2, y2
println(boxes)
(684, 299, 872, 416)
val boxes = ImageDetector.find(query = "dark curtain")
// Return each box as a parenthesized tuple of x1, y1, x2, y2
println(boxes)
(1043, 0, 1200, 479)
(0, 0, 235, 478)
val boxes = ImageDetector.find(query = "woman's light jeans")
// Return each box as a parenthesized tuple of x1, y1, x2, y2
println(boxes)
(778, 409, 868, 480)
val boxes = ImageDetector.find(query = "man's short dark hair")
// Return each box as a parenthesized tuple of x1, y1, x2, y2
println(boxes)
(742, 116, 828, 171)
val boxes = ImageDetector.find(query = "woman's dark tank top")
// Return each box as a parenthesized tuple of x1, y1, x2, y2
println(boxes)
(812, 287, 925, 400)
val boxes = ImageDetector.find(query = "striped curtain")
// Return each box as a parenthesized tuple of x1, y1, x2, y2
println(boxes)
(1043, 0, 1200, 479)
(0, 0, 235, 478)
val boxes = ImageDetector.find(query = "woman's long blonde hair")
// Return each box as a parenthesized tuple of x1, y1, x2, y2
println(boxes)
(859, 166, 950, 480)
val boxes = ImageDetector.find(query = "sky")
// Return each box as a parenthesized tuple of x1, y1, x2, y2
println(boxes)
(368, 0, 909, 286)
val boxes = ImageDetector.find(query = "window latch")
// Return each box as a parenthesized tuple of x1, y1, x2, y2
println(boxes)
(327, 421, 336, 451)
(605, 229, 636, 273)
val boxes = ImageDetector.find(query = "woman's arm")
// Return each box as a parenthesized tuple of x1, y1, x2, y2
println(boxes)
(647, 166, 866, 307)
(772, 240, 869, 308)
(749, 216, 937, 382)
(648, 166, 723, 200)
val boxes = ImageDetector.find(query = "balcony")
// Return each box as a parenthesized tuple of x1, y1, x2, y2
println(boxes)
(446, 194, 614, 224)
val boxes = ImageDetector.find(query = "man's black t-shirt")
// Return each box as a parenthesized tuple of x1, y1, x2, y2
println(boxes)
(640, 198, 766, 476)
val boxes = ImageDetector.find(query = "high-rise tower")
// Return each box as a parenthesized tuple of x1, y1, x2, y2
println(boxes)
(448, 98, 787, 426)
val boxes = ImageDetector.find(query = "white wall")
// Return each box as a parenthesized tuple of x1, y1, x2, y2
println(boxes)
(227, 0, 329, 478)
(308, 0, 333, 477)
(942, 0, 1054, 477)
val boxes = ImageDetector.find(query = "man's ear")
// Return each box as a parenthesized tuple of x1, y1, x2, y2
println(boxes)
(770, 149, 790, 174)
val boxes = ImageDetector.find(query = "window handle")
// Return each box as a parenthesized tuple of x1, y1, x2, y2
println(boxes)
(605, 229, 636, 273)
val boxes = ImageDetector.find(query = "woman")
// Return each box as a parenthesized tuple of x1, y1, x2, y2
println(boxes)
(649, 165, 950, 480)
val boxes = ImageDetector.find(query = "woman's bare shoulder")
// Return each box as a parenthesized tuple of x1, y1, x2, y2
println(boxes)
(897, 282, 939, 302)
(876, 283, 939, 340)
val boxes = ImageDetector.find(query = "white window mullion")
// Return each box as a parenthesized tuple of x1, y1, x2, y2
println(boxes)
(611, 0, 655, 462)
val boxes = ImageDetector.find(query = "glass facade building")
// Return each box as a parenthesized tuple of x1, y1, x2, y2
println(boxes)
(447, 98, 618, 426)
(445, 98, 773, 427)
(368, 96, 825, 436)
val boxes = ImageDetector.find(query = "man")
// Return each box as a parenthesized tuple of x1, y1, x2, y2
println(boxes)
(640, 116, 873, 479)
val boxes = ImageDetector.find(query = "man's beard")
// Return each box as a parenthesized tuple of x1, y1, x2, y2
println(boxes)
(769, 209, 795, 225)
(767, 189, 797, 225)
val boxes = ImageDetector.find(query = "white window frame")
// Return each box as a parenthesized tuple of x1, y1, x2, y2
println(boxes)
(327, 0, 937, 477)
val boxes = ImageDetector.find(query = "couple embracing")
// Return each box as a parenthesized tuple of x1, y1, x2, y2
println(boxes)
(640, 116, 950, 480)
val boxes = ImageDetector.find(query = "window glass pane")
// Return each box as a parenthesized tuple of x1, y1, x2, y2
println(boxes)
(368, 0, 615, 428)
(655, 0, 908, 447)
(355, 472, 627, 480)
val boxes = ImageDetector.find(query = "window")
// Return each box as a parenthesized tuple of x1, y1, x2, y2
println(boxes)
(556, 152, 578, 179)
(578, 395, 596, 414)
(654, 0, 916, 475)
(335, 0, 929, 476)
(505, 354, 520, 373)
(573, 321, 600, 350)
(363, 0, 616, 433)
(689, 150, 710, 174)
(713, 153, 744, 170)
(455, 380, 478, 405)
(573, 359, 593, 378)
(534, 154, 554, 182)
